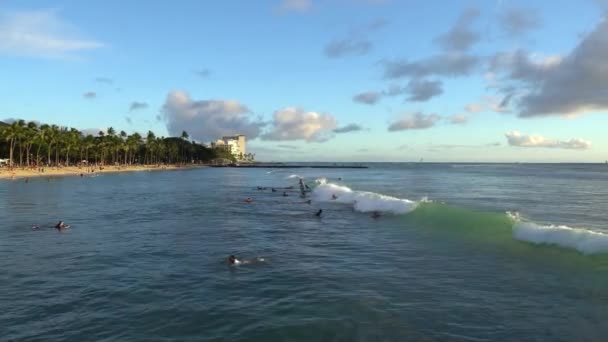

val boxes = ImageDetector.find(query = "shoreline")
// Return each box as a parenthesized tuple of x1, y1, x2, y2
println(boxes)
(0, 164, 207, 180)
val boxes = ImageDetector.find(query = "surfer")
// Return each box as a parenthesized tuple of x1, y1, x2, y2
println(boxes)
(271, 188, 277, 192)
(283, 192, 289, 197)
(332, 194, 338, 200)
(371, 211, 381, 219)
(315, 209, 323, 217)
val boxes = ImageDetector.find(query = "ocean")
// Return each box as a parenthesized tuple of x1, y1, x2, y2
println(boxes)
(1, 163, 607, 341)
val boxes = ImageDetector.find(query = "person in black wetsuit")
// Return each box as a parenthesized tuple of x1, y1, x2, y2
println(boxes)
(315, 209, 323, 217)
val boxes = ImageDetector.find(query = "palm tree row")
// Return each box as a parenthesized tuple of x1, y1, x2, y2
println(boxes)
(0, 120, 235, 167)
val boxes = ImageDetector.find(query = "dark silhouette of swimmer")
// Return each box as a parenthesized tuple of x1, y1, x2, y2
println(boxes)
(228, 255, 240, 265)
(271, 188, 277, 192)
(55, 221, 69, 230)
(305, 200, 312, 204)
(315, 209, 323, 217)
(228, 255, 265, 266)
(332, 194, 338, 200)
(371, 211, 381, 219)
(283, 192, 289, 197)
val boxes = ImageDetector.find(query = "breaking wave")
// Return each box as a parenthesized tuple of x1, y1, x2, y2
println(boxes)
(309, 181, 608, 255)
(508, 213, 608, 255)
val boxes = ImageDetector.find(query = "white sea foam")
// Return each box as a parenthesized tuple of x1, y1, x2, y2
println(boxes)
(287, 174, 303, 179)
(508, 213, 608, 255)
(312, 182, 418, 214)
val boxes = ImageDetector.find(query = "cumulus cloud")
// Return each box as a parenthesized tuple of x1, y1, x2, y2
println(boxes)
(262, 107, 337, 142)
(381, 9, 480, 80)
(464, 96, 511, 113)
(500, 7, 541, 37)
(324, 19, 385, 58)
(276, 0, 313, 14)
(382, 53, 479, 79)
(83, 91, 96, 99)
(388, 112, 441, 131)
(450, 115, 468, 124)
(161, 90, 264, 142)
(353, 91, 382, 104)
(404, 78, 443, 101)
(505, 131, 591, 149)
(129, 101, 148, 111)
(434, 8, 480, 52)
(325, 38, 372, 58)
(513, 19, 608, 117)
(95, 77, 113, 84)
(0, 9, 104, 58)
(333, 123, 364, 133)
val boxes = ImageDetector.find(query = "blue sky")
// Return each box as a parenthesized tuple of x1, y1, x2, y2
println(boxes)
(1, 0, 607, 162)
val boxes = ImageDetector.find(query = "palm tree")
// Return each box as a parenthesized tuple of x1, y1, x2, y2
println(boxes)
(180, 130, 189, 164)
(1, 122, 20, 167)
(23, 121, 38, 166)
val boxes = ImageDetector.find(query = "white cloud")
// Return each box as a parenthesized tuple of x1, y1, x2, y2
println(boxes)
(161, 91, 264, 142)
(0, 9, 104, 58)
(404, 78, 443, 102)
(435, 8, 480, 52)
(388, 112, 440, 131)
(505, 131, 591, 149)
(262, 107, 337, 142)
(449, 115, 468, 124)
(276, 0, 313, 14)
(465, 103, 484, 113)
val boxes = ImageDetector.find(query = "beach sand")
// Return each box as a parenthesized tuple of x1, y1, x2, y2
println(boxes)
(0, 164, 204, 180)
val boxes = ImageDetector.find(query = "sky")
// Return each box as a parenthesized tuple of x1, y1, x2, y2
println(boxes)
(1, 0, 608, 162)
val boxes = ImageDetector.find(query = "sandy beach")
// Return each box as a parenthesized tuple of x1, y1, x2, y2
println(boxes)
(0, 164, 204, 180)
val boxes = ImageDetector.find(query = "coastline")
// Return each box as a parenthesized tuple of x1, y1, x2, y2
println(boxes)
(0, 164, 206, 180)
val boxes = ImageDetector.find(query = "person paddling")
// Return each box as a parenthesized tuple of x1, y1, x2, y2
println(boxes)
(315, 209, 323, 217)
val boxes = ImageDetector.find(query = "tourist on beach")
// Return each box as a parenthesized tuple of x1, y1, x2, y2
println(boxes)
(315, 209, 323, 217)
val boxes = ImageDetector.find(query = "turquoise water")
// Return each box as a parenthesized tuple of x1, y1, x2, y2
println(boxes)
(1, 164, 607, 341)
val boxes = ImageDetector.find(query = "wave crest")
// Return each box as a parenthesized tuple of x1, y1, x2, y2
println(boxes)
(312, 182, 418, 214)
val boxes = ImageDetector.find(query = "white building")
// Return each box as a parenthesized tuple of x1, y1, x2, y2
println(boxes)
(211, 135, 246, 160)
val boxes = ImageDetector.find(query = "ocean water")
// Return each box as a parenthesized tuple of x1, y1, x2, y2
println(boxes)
(1, 163, 607, 341)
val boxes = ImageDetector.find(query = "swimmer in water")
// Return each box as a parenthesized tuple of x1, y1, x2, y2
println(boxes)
(371, 211, 381, 219)
(283, 192, 289, 197)
(55, 221, 70, 230)
(332, 194, 338, 200)
(31, 225, 40, 230)
(305, 199, 312, 204)
(315, 209, 323, 217)
(244, 197, 254, 203)
(271, 188, 277, 192)
(228, 255, 265, 266)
